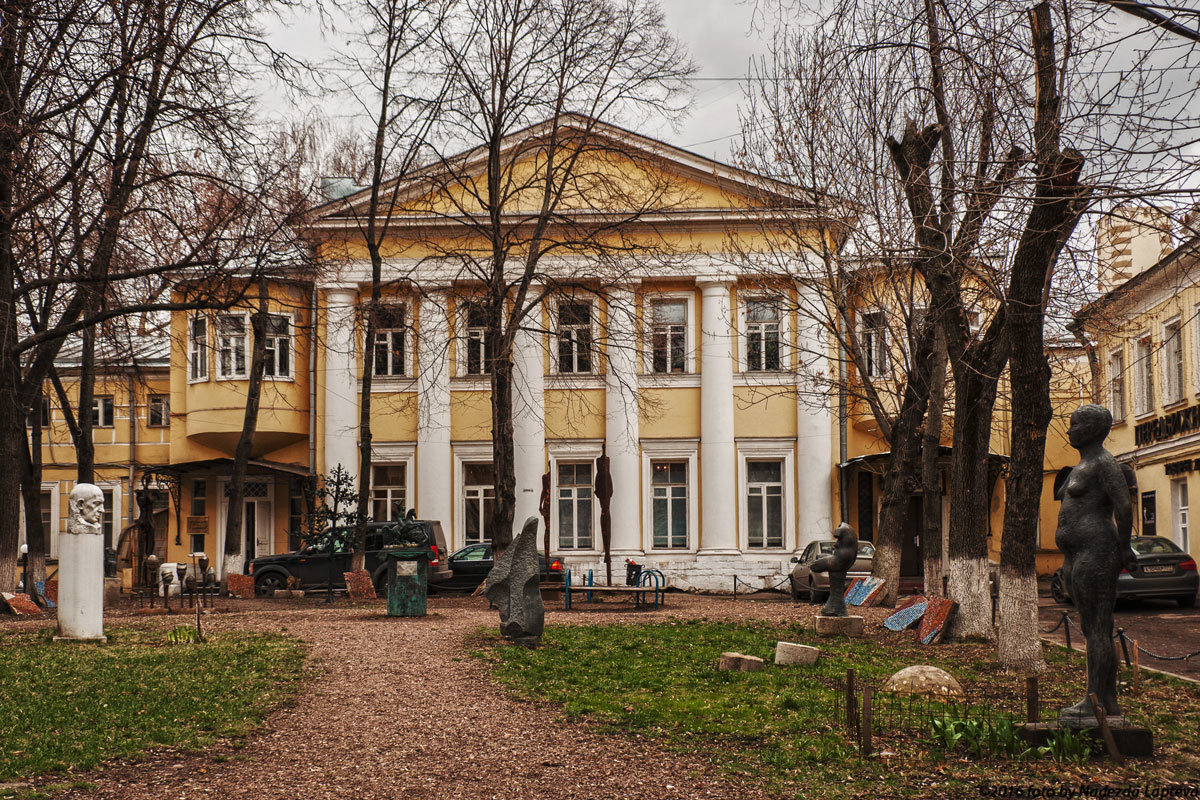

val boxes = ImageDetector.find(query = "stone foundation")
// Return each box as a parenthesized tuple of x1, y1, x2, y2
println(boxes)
(558, 554, 797, 594)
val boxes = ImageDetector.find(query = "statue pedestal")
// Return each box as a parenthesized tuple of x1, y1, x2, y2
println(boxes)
(55, 529, 106, 643)
(1020, 722, 1153, 758)
(814, 615, 864, 636)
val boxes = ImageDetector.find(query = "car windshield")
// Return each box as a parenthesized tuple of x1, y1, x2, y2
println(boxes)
(858, 542, 875, 557)
(1131, 537, 1182, 556)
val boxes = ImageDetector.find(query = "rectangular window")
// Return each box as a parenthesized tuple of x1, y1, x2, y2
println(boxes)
(556, 302, 592, 374)
(147, 395, 169, 427)
(650, 300, 687, 374)
(861, 311, 888, 378)
(101, 488, 114, 549)
(463, 462, 495, 545)
(190, 317, 208, 380)
(371, 305, 406, 377)
(1108, 349, 1125, 423)
(263, 315, 292, 378)
(190, 534, 206, 555)
(288, 479, 306, 551)
(28, 395, 49, 429)
(1142, 490, 1157, 537)
(463, 302, 493, 376)
(91, 396, 114, 428)
(557, 462, 593, 549)
(651, 460, 688, 548)
(191, 479, 207, 517)
(745, 299, 781, 371)
(746, 460, 784, 548)
(1164, 320, 1184, 405)
(1135, 334, 1154, 416)
(1172, 478, 1190, 553)
(371, 464, 407, 521)
(217, 315, 248, 379)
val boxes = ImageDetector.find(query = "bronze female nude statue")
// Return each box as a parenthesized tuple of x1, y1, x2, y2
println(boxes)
(1055, 404, 1136, 724)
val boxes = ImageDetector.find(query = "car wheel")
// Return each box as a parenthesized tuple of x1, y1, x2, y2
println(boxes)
(810, 577, 827, 603)
(1050, 572, 1069, 604)
(1177, 594, 1196, 609)
(255, 573, 285, 597)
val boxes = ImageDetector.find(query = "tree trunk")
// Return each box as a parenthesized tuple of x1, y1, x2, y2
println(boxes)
(872, 317, 937, 606)
(922, 329, 947, 596)
(353, 289, 380, 573)
(223, 284, 270, 578)
(490, 321, 516, 555)
(75, 312, 96, 484)
(20, 384, 47, 589)
(945, 357, 1005, 641)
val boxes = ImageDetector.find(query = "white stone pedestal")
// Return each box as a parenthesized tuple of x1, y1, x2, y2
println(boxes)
(56, 484, 107, 643)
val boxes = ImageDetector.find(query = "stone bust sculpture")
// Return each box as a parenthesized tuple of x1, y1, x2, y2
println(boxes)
(68, 484, 105, 536)
(811, 522, 858, 617)
(1055, 404, 1136, 724)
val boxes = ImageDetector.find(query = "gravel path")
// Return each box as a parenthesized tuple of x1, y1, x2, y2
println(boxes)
(40, 593, 875, 800)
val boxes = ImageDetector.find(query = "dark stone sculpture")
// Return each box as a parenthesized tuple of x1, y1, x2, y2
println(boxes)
(1055, 404, 1136, 726)
(485, 515, 545, 647)
(811, 522, 858, 617)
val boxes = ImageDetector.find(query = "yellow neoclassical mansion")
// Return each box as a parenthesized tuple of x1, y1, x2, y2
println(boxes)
(21, 117, 1112, 593)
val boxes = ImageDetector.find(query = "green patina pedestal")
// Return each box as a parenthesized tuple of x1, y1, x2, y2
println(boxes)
(385, 548, 429, 617)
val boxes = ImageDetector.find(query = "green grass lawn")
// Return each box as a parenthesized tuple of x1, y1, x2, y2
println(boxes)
(0, 625, 307, 782)
(476, 619, 1200, 799)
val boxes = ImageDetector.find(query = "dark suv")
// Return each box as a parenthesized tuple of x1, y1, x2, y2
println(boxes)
(248, 520, 452, 597)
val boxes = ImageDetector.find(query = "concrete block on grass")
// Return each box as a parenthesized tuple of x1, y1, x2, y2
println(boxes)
(775, 641, 819, 665)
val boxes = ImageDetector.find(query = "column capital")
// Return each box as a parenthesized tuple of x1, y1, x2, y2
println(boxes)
(697, 277, 734, 292)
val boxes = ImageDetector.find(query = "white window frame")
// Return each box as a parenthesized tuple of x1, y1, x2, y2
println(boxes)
(368, 303, 413, 380)
(369, 442, 415, 521)
(859, 309, 889, 378)
(643, 291, 696, 376)
(640, 439, 699, 553)
(737, 439, 796, 552)
(216, 313, 249, 380)
(452, 441, 494, 548)
(92, 395, 115, 428)
(263, 313, 294, 381)
(189, 316, 209, 383)
(456, 299, 494, 378)
(739, 295, 789, 373)
(96, 480, 123, 551)
(147, 394, 169, 428)
(1108, 348, 1126, 424)
(19, 481, 60, 559)
(549, 441, 602, 554)
(1172, 476, 1190, 553)
(1134, 332, 1155, 417)
(552, 298, 595, 375)
(1163, 316, 1184, 406)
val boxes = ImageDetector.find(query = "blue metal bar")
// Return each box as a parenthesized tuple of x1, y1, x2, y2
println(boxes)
(586, 569, 593, 602)
(564, 569, 571, 611)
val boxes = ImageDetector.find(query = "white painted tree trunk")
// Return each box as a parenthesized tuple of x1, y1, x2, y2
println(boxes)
(997, 565, 1045, 672)
(947, 555, 995, 640)
(224, 551, 245, 581)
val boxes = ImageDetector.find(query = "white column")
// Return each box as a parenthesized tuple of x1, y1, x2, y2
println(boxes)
(511, 318, 545, 535)
(56, 485, 106, 642)
(699, 280, 739, 554)
(323, 287, 360, 486)
(605, 286, 642, 557)
(417, 290, 452, 531)
(795, 289, 833, 549)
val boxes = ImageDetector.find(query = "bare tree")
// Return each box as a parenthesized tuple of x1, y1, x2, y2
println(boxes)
(415, 0, 694, 552)
(0, 0, 303, 591)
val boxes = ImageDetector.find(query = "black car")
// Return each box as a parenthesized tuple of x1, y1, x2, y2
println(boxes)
(248, 520, 452, 597)
(433, 542, 563, 591)
(1050, 536, 1198, 607)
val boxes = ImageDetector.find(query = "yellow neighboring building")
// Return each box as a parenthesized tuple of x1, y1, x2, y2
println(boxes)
(1076, 220, 1200, 563)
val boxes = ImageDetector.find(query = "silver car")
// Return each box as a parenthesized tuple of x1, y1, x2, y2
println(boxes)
(789, 539, 875, 602)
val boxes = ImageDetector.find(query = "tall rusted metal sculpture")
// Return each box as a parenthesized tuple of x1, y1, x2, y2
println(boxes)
(596, 447, 614, 585)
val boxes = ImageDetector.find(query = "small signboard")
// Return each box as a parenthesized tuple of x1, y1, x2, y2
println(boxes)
(186, 516, 208, 534)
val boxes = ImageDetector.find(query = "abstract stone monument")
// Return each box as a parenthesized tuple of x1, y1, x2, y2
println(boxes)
(484, 516, 545, 647)
(812, 522, 858, 617)
(56, 483, 107, 642)
(1055, 404, 1135, 727)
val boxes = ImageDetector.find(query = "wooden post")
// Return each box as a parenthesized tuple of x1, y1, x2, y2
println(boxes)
(1088, 692, 1124, 764)
(846, 668, 856, 734)
(1132, 639, 1140, 695)
(1026, 675, 1038, 724)
(861, 687, 873, 756)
